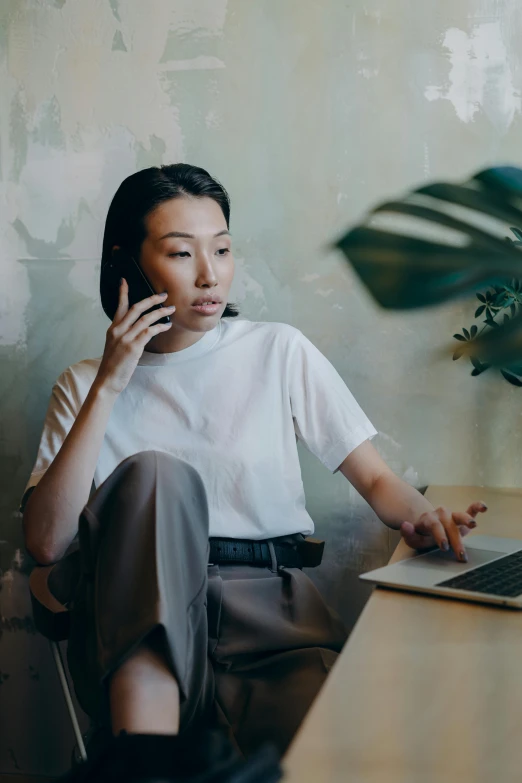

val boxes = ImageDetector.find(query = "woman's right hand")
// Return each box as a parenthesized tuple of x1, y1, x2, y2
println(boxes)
(95, 278, 175, 396)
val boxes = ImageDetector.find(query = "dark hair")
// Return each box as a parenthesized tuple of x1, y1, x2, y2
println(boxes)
(100, 163, 239, 320)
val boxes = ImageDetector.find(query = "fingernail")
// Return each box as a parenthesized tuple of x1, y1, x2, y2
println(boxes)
(459, 551, 468, 563)
(120, 277, 124, 285)
(469, 520, 477, 528)
(160, 292, 168, 297)
(441, 540, 449, 551)
(481, 503, 488, 510)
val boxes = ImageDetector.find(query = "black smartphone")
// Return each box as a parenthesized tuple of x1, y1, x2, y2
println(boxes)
(121, 255, 171, 325)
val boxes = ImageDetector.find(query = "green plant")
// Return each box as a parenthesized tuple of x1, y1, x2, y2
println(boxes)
(334, 167, 522, 372)
(453, 229, 522, 385)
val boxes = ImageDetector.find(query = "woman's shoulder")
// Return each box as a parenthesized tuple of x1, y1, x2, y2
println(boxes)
(53, 357, 102, 392)
(219, 318, 304, 361)
(220, 317, 301, 347)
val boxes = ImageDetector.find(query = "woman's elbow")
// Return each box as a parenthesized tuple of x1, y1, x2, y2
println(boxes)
(22, 515, 59, 566)
(23, 535, 57, 566)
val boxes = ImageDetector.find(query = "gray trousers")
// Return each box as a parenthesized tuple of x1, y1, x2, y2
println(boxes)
(62, 450, 347, 757)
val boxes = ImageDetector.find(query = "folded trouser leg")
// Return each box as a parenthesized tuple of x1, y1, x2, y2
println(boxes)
(66, 450, 213, 732)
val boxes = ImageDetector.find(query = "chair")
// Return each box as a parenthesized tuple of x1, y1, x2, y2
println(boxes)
(29, 551, 88, 763)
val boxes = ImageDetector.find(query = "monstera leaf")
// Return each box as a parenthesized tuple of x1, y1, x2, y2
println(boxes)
(335, 166, 522, 368)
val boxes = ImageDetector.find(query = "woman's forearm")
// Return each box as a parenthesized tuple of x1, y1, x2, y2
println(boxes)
(366, 471, 435, 531)
(23, 379, 118, 565)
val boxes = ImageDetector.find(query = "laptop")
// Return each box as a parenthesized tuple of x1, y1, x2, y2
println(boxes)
(359, 535, 522, 608)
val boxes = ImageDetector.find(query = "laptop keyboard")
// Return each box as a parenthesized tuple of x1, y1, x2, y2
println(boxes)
(437, 549, 522, 597)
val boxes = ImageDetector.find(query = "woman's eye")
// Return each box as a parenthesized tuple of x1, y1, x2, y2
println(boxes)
(168, 249, 229, 258)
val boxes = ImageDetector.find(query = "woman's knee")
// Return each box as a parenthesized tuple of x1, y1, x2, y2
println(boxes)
(84, 450, 208, 548)
(119, 450, 203, 486)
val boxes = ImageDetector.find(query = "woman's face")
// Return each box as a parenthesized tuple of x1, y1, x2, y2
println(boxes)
(137, 195, 235, 336)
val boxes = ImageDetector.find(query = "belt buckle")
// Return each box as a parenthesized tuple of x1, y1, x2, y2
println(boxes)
(296, 537, 325, 567)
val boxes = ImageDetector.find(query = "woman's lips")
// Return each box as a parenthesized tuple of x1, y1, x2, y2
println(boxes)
(191, 302, 221, 315)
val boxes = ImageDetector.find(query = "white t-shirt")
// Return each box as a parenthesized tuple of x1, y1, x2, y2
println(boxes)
(21, 319, 377, 540)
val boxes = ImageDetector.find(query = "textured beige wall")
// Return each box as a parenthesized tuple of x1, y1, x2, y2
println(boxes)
(1, 0, 522, 775)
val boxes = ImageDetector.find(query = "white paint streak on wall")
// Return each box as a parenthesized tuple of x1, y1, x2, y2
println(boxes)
(425, 23, 521, 131)
(378, 431, 401, 450)
(364, 8, 382, 23)
(205, 109, 221, 129)
(315, 288, 334, 298)
(17, 143, 110, 243)
(158, 56, 225, 71)
(423, 141, 430, 176)
(0, 174, 29, 343)
(402, 465, 420, 485)
(169, 0, 228, 36)
(358, 66, 379, 79)
(378, 432, 419, 485)
(68, 258, 101, 299)
(229, 256, 268, 313)
(300, 273, 321, 283)
(357, 50, 379, 79)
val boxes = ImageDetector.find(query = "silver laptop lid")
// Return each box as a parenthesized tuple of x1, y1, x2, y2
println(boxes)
(359, 535, 522, 609)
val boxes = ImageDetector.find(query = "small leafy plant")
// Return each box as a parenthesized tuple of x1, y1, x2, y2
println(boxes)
(453, 229, 522, 386)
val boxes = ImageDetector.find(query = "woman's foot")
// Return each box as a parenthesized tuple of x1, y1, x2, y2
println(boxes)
(59, 728, 282, 782)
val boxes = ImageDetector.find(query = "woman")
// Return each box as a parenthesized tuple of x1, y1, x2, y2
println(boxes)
(21, 164, 487, 782)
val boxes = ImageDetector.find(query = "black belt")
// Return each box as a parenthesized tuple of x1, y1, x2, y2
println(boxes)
(208, 536, 324, 569)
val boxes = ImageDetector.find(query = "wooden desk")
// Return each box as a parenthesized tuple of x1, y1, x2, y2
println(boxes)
(283, 486, 522, 783)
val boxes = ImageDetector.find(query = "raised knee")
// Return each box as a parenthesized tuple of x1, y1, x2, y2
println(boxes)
(120, 451, 202, 483)
(121, 450, 160, 468)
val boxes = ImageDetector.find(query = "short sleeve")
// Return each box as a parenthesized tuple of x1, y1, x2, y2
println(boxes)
(19, 370, 80, 513)
(288, 330, 378, 473)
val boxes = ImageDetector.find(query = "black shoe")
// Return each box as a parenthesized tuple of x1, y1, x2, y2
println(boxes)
(58, 727, 282, 783)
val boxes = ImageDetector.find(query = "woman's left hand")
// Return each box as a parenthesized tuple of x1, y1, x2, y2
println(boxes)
(400, 501, 488, 563)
